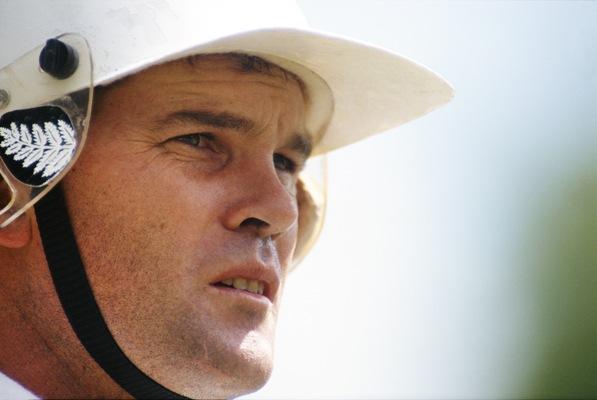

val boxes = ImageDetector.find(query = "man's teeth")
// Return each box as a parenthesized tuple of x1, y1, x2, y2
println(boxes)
(221, 278, 265, 295)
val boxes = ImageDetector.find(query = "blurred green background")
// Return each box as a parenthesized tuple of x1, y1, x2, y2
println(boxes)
(525, 159, 597, 397)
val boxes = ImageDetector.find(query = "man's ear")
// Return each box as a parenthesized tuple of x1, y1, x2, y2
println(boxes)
(0, 212, 32, 248)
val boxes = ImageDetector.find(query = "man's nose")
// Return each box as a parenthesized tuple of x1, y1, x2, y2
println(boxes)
(221, 161, 298, 239)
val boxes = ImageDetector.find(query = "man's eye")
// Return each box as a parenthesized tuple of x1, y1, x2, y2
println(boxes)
(172, 133, 214, 147)
(273, 153, 297, 173)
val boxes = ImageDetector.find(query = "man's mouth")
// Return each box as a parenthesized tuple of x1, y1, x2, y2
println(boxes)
(212, 278, 265, 296)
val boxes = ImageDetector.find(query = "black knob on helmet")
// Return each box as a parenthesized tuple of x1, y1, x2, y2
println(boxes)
(39, 38, 78, 79)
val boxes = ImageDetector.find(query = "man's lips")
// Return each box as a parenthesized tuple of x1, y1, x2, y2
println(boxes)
(209, 264, 279, 303)
(213, 277, 265, 295)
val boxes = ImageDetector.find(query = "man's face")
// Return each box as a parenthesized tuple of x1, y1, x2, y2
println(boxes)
(62, 55, 308, 397)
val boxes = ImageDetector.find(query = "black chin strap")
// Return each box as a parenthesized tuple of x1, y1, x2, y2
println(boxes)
(35, 183, 188, 399)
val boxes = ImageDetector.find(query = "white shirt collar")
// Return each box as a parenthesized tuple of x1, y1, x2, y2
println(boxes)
(0, 371, 38, 399)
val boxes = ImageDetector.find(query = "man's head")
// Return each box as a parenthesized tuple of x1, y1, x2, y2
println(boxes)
(0, 1, 452, 398)
(0, 53, 310, 398)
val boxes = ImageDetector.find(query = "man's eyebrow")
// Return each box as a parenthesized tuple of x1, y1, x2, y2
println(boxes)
(155, 109, 255, 132)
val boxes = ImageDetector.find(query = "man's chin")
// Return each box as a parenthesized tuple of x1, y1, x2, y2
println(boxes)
(177, 329, 275, 398)
(213, 332, 274, 392)
(145, 342, 273, 399)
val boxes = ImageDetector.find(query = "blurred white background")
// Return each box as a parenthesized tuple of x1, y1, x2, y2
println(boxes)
(2, 2, 594, 399)
(246, 1, 597, 399)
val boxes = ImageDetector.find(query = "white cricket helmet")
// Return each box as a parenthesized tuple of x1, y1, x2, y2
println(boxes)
(0, 0, 453, 262)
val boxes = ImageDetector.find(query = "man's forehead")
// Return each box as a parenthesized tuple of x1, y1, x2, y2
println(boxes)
(95, 52, 309, 119)
(112, 52, 307, 98)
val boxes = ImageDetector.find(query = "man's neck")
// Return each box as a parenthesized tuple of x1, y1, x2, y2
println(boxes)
(0, 249, 130, 398)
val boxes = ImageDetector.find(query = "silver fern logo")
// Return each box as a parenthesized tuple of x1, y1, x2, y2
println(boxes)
(0, 120, 75, 179)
